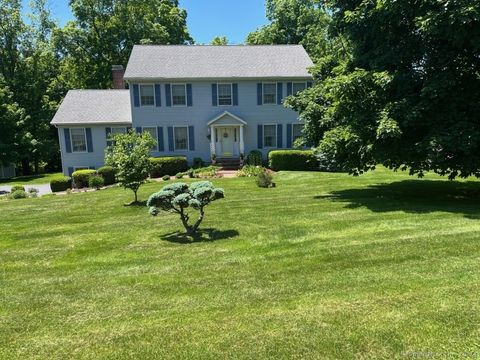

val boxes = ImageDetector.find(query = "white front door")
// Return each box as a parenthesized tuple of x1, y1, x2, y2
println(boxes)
(215, 127, 239, 157)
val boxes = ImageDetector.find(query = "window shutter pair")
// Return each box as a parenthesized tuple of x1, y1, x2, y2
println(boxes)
(211, 84, 238, 106)
(257, 124, 283, 148)
(133, 84, 162, 107)
(167, 126, 195, 151)
(64, 128, 93, 153)
(257, 83, 283, 105)
(165, 84, 193, 107)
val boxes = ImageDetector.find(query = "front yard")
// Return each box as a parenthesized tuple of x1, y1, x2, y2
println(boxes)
(1, 168, 479, 358)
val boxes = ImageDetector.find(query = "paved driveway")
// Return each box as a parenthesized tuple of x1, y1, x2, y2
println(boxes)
(0, 184, 51, 196)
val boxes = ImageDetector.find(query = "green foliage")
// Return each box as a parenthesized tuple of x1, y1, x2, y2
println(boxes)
(97, 166, 116, 185)
(105, 130, 155, 202)
(11, 185, 25, 192)
(192, 157, 205, 169)
(210, 36, 228, 45)
(236, 165, 265, 178)
(162, 175, 170, 181)
(175, 173, 184, 179)
(256, 170, 274, 188)
(149, 157, 188, 178)
(72, 169, 96, 188)
(50, 176, 71, 192)
(246, 150, 263, 166)
(268, 150, 317, 171)
(147, 181, 225, 235)
(89, 175, 104, 190)
(10, 189, 27, 199)
(187, 169, 196, 178)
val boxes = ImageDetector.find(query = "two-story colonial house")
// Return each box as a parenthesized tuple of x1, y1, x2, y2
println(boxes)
(51, 45, 314, 176)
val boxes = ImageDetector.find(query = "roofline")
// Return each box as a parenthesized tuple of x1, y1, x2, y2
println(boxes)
(51, 121, 132, 127)
(124, 76, 313, 82)
(207, 111, 248, 126)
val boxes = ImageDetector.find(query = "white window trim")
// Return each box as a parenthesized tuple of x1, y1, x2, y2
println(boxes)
(70, 128, 87, 153)
(217, 83, 233, 106)
(171, 83, 187, 107)
(263, 124, 278, 149)
(142, 126, 159, 151)
(173, 126, 189, 151)
(139, 84, 156, 107)
(262, 83, 277, 105)
(292, 82, 307, 95)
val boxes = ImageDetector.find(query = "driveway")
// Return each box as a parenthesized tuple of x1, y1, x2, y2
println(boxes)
(0, 184, 52, 196)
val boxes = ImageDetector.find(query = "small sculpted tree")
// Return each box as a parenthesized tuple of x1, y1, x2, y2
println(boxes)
(147, 181, 225, 236)
(105, 130, 155, 204)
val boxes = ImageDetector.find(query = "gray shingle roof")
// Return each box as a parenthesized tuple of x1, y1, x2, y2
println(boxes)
(51, 90, 131, 125)
(124, 45, 313, 80)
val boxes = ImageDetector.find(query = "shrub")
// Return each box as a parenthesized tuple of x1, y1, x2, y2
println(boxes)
(149, 157, 188, 178)
(97, 166, 116, 185)
(256, 170, 274, 188)
(236, 165, 265, 178)
(195, 166, 219, 178)
(89, 175, 105, 189)
(147, 181, 225, 235)
(268, 150, 317, 171)
(192, 157, 205, 169)
(246, 150, 262, 166)
(72, 169, 96, 188)
(50, 176, 71, 192)
(11, 190, 27, 199)
(175, 172, 184, 179)
(11, 185, 25, 192)
(316, 151, 348, 172)
(188, 169, 197, 178)
(162, 175, 170, 181)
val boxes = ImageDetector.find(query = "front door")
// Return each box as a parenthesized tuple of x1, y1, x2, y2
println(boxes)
(215, 127, 239, 157)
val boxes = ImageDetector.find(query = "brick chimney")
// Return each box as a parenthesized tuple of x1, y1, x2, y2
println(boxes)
(112, 65, 125, 89)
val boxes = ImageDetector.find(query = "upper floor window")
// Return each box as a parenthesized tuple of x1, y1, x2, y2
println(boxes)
(143, 127, 158, 151)
(292, 124, 303, 143)
(174, 126, 188, 150)
(292, 82, 307, 94)
(262, 83, 277, 105)
(71, 128, 87, 153)
(140, 85, 155, 106)
(218, 83, 232, 106)
(111, 127, 126, 135)
(172, 84, 187, 106)
(263, 124, 277, 148)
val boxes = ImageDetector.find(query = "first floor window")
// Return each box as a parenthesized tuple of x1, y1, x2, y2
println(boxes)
(264, 125, 277, 148)
(111, 127, 126, 135)
(71, 128, 87, 152)
(292, 82, 306, 94)
(218, 83, 232, 105)
(263, 83, 277, 104)
(140, 85, 155, 106)
(172, 84, 186, 106)
(174, 127, 188, 150)
(292, 124, 303, 143)
(143, 127, 158, 151)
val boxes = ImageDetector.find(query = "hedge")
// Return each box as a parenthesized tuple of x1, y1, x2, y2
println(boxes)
(97, 166, 116, 185)
(268, 150, 318, 171)
(50, 176, 71, 192)
(11, 185, 25, 192)
(149, 157, 188, 178)
(72, 169, 96, 188)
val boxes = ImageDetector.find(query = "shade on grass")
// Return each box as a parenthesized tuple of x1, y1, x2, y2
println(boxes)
(0, 172, 63, 186)
(1, 167, 479, 358)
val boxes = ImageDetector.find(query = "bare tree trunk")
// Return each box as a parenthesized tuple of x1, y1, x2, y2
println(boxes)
(191, 207, 205, 233)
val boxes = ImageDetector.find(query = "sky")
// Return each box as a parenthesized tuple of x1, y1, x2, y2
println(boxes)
(22, 0, 268, 44)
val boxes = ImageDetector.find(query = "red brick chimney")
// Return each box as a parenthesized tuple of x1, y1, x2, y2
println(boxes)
(112, 65, 125, 89)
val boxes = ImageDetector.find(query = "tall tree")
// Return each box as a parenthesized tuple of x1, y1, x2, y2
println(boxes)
(288, 0, 480, 179)
(56, 0, 193, 89)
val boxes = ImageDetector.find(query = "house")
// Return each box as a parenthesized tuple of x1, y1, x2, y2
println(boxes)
(51, 45, 314, 176)
(0, 164, 16, 179)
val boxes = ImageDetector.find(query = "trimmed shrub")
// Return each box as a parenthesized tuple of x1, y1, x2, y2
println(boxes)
(97, 166, 116, 185)
(162, 175, 171, 181)
(50, 176, 71, 192)
(246, 150, 262, 166)
(11, 185, 25, 192)
(72, 169, 96, 188)
(256, 170, 274, 188)
(89, 175, 105, 189)
(188, 169, 197, 178)
(149, 157, 188, 178)
(175, 172, 184, 179)
(268, 150, 317, 171)
(11, 190, 27, 199)
(192, 157, 205, 169)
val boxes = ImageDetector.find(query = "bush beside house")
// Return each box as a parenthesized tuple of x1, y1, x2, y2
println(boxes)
(97, 166, 116, 185)
(149, 157, 188, 178)
(50, 177, 71, 192)
(72, 170, 97, 188)
(268, 150, 317, 171)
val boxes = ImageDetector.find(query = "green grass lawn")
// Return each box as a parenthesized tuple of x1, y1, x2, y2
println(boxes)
(0, 172, 63, 186)
(1, 168, 479, 359)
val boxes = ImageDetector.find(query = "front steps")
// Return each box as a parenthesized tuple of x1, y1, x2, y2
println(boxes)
(215, 158, 241, 170)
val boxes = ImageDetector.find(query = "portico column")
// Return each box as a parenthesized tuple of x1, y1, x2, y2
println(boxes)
(239, 125, 245, 155)
(210, 126, 216, 159)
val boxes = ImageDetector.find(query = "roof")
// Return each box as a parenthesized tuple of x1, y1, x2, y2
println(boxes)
(124, 45, 314, 80)
(51, 90, 132, 125)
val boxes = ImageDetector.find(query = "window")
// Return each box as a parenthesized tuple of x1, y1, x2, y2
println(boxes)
(264, 125, 277, 148)
(172, 84, 186, 106)
(292, 124, 303, 143)
(143, 127, 158, 151)
(218, 83, 232, 106)
(70, 128, 87, 153)
(292, 82, 307, 94)
(74, 166, 89, 171)
(140, 85, 155, 106)
(263, 83, 277, 105)
(111, 127, 126, 135)
(174, 126, 188, 150)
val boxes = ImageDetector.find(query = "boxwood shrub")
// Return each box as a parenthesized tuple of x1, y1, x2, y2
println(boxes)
(97, 166, 116, 185)
(50, 177, 71, 192)
(72, 169, 96, 188)
(268, 150, 318, 171)
(11, 185, 25, 192)
(11, 190, 27, 199)
(149, 157, 188, 178)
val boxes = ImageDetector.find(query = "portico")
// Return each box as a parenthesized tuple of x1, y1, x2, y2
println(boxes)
(208, 111, 246, 159)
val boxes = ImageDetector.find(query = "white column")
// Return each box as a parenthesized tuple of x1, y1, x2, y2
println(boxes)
(239, 125, 245, 155)
(210, 126, 216, 158)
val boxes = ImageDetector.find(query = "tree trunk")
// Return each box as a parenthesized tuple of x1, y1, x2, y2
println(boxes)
(191, 207, 205, 233)
(134, 190, 138, 203)
(21, 158, 30, 175)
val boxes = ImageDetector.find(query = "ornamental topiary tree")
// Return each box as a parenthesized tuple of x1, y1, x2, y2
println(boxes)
(147, 181, 225, 236)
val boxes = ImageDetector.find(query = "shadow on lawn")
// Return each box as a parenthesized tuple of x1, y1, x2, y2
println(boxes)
(0, 174, 49, 184)
(161, 228, 239, 244)
(318, 180, 480, 218)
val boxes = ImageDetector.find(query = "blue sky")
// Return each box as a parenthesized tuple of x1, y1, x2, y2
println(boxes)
(22, 0, 268, 44)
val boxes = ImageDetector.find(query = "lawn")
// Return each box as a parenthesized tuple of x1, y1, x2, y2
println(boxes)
(0, 172, 63, 186)
(1, 168, 479, 359)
